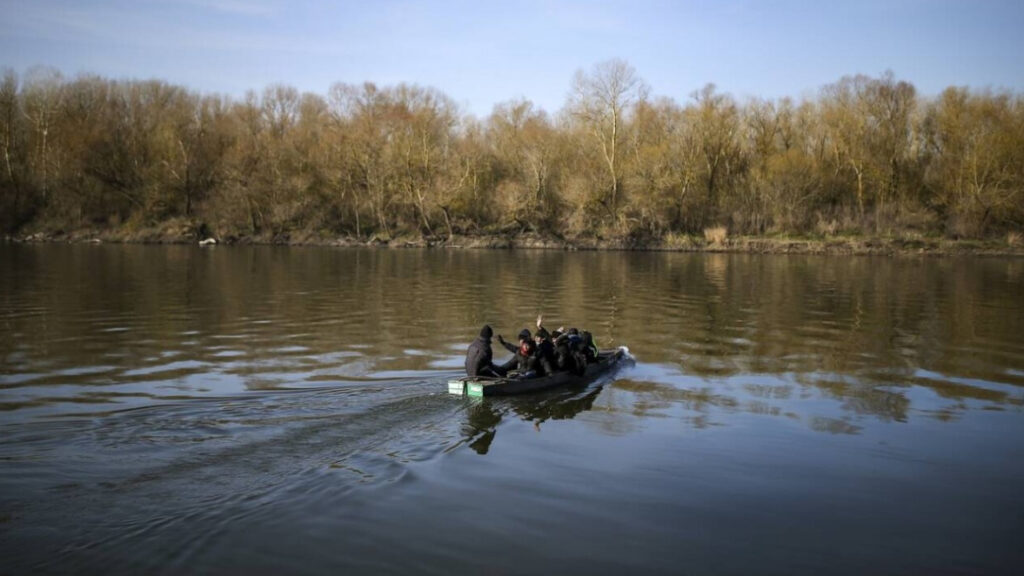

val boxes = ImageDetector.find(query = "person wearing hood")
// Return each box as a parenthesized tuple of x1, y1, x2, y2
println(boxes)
(465, 325, 506, 377)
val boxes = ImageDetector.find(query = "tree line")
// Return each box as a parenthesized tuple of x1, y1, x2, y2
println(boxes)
(2, 60, 1021, 242)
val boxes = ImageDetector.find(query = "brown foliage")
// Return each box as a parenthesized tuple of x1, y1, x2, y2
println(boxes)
(1, 64, 1021, 241)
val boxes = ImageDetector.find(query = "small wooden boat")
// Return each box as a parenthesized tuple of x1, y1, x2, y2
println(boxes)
(448, 347, 629, 397)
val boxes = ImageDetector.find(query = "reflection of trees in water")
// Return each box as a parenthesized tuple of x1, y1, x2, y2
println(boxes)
(810, 416, 862, 435)
(612, 253, 1023, 426)
(6, 246, 1021, 428)
(798, 376, 910, 423)
(608, 370, 962, 434)
(615, 363, 1021, 434)
(745, 400, 783, 417)
(603, 378, 741, 429)
(743, 382, 794, 400)
(460, 385, 604, 455)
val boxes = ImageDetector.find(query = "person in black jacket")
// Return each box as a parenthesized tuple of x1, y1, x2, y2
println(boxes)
(465, 325, 506, 377)
(536, 316, 588, 375)
(553, 330, 584, 375)
(579, 330, 598, 364)
(532, 327, 556, 376)
(497, 328, 539, 376)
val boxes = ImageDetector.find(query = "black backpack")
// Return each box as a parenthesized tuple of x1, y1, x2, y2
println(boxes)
(580, 331, 597, 359)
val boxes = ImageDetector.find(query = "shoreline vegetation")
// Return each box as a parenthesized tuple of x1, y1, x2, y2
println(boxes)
(2, 61, 1021, 255)
(6, 226, 1022, 257)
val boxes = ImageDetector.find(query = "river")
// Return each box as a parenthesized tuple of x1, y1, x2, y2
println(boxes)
(1, 244, 1023, 574)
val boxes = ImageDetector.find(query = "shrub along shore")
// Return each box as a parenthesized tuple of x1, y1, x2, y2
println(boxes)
(3, 62, 1021, 248)
(7, 224, 1022, 257)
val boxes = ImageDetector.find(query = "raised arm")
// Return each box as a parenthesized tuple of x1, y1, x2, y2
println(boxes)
(497, 334, 518, 354)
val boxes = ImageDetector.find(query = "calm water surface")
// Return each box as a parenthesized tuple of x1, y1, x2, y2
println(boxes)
(1, 245, 1023, 575)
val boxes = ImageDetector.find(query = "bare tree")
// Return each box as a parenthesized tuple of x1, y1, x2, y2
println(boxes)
(690, 84, 741, 228)
(0, 70, 18, 186)
(21, 66, 64, 200)
(488, 98, 558, 232)
(567, 59, 648, 227)
(1, 65, 1018, 243)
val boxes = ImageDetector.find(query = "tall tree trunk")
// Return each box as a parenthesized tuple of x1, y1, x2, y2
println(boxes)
(855, 166, 865, 221)
(441, 206, 454, 239)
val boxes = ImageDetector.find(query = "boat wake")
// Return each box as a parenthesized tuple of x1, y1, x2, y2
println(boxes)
(0, 374, 478, 574)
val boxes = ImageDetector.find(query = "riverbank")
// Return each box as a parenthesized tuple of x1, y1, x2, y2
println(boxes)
(6, 225, 1023, 257)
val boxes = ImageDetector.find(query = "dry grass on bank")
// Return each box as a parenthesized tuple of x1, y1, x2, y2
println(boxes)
(8, 224, 1024, 257)
(703, 226, 728, 245)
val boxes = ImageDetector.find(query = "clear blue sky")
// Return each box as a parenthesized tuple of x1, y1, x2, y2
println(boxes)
(2, 0, 1022, 116)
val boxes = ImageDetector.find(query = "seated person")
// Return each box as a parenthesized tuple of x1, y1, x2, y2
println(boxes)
(497, 329, 539, 377)
(579, 330, 598, 363)
(537, 315, 592, 372)
(553, 329, 585, 375)
(465, 324, 507, 377)
(532, 327, 556, 377)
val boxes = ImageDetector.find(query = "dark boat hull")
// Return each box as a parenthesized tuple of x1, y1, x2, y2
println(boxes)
(449, 348, 627, 397)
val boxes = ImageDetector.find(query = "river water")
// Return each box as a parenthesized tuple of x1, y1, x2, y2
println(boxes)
(1, 244, 1022, 575)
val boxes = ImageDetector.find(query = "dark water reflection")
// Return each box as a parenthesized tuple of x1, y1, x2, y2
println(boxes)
(2, 245, 1023, 574)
